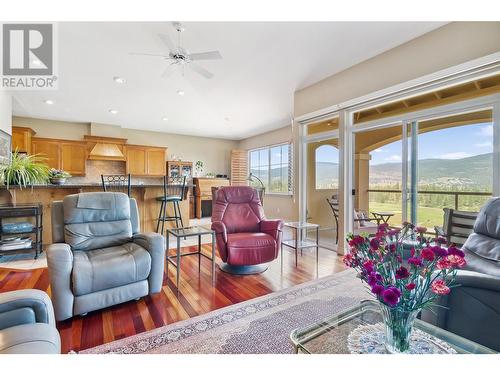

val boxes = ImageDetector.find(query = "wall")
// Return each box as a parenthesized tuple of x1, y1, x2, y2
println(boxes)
(0, 92, 12, 135)
(237, 125, 297, 220)
(12, 116, 238, 182)
(295, 22, 500, 117)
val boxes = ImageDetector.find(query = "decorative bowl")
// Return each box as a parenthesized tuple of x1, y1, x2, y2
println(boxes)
(49, 177, 66, 185)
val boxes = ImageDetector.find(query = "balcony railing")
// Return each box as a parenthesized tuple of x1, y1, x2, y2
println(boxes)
(367, 189, 491, 211)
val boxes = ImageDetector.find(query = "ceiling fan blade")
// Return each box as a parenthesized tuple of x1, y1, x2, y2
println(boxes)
(189, 63, 214, 79)
(188, 51, 222, 61)
(157, 33, 176, 53)
(129, 52, 171, 58)
(161, 62, 178, 79)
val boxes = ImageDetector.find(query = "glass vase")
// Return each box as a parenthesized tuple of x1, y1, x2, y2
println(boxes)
(379, 303, 420, 353)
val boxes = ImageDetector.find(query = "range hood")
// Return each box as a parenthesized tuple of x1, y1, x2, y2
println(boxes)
(84, 135, 127, 161)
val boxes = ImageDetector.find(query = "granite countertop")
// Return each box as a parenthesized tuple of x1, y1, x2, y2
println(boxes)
(0, 183, 195, 189)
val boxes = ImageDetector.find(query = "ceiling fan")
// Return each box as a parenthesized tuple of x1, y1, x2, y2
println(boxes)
(129, 22, 222, 79)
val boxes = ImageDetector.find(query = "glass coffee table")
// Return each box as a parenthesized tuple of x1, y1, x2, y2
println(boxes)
(166, 225, 216, 291)
(290, 300, 496, 354)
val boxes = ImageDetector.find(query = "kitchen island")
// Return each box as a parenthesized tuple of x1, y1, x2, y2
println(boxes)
(0, 183, 192, 245)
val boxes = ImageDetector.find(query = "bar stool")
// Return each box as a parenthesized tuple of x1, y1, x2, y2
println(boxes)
(156, 176, 187, 235)
(101, 174, 131, 197)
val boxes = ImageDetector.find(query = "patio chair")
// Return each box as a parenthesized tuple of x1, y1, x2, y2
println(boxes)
(434, 207, 478, 246)
(326, 198, 381, 244)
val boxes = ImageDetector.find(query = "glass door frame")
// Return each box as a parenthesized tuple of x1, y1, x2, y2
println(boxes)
(348, 93, 500, 230)
(298, 112, 340, 250)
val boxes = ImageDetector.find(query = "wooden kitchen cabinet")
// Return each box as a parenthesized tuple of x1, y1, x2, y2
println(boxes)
(31, 138, 60, 169)
(12, 127, 36, 153)
(60, 141, 87, 176)
(125, 145, 166, 176)
(31, 138, 87, 176)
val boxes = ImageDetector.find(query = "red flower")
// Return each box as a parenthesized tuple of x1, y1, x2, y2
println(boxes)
(416, 226, 427, 234)
(343, 254, 355, 267)
(395, 266, 410, 279)
(431, 279, 450, 295)
(405, 283, 416, 291)
(421, 247, 435, 261)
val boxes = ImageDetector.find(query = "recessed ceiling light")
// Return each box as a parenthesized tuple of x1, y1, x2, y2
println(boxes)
(113, 76, 126, 84)
(44, 99, 54, 105)
(109, 109, 119, 114)
(177, 90, 185, 96)
(162, 117, 169, 121)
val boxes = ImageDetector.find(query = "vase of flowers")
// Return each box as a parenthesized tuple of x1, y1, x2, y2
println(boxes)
(48, 168, 72, 185)
(343, 222, 466, 353)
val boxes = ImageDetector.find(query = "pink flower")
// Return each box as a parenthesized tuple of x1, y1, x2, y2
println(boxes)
(431, 279, 451, 295)
(436, 257, 451, 270)
(363, 260, 375, 274)
(447, 254, 466, 268)
(416, 226, 427, 234)
(371, 284, 384, 296)
(447, 246, 465, 258)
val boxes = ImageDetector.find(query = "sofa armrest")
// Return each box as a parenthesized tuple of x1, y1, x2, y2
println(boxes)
(0, 289, 55, 330)
(211, 221, 228, 243)
(260, 219, 284, 232)
(46, 243, 74, 321)
(133, 232, 166, 294)
(260, 219, 284, 240)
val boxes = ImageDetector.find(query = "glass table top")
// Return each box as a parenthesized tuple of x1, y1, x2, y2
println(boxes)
(284, 221, 319, 229)
(290, 300, 496, 354)
(167, 225, 214, 237)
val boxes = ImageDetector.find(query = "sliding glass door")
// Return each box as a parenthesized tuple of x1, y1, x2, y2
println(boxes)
(353, 106, 495, 230)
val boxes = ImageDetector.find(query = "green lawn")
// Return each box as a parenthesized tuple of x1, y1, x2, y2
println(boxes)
(368, 201, 444, 230)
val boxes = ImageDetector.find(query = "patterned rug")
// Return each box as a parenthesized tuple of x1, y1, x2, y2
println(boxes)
(82, 269, 369, 354)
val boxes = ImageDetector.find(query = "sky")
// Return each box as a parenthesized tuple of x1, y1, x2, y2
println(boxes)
(370, 122, 493, 165)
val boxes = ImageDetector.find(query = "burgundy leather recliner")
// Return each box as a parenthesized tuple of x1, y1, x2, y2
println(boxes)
(211, 186, 283, 274)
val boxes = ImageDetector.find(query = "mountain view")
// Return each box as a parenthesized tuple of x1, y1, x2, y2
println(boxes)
(313, 153, 492, 190)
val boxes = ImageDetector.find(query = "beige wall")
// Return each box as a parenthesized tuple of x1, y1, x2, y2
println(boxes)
(13, 116, 238, 180)
(295, 22, 500, 117)
(0, 93, 12, 135)
(237, 22, 500, 245)
(238, 125, 298, 221)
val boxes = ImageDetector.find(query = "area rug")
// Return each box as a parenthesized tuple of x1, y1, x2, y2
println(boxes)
(82, 269, 370, 354)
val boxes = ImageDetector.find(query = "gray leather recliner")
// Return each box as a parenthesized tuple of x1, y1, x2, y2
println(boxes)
(421, 197, 500, 352)
(461, 196, 500, 277)
(47, 192, 166, 321)
(0, 289, 61, 354)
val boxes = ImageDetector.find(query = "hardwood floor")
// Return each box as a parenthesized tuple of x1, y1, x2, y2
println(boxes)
(0, 244, 345, 353)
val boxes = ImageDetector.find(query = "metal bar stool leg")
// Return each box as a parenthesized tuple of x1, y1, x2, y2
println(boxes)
(156, 201, 164, 233)
(177, 200, 184, 228)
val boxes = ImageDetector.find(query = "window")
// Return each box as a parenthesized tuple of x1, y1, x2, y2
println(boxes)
(249, 143, 292, 194)
(315, 144, 339, 189)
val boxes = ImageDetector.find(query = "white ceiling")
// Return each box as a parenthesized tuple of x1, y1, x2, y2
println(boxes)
(12, 22, 446, 140)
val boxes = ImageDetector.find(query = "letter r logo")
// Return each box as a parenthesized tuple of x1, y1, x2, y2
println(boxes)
(2, 24, 53, 76)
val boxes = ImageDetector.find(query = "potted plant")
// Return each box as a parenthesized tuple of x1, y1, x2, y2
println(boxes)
(48, 168, 72, 185)
(0, 150, 50, 189)
(343, 223, 466, 353)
